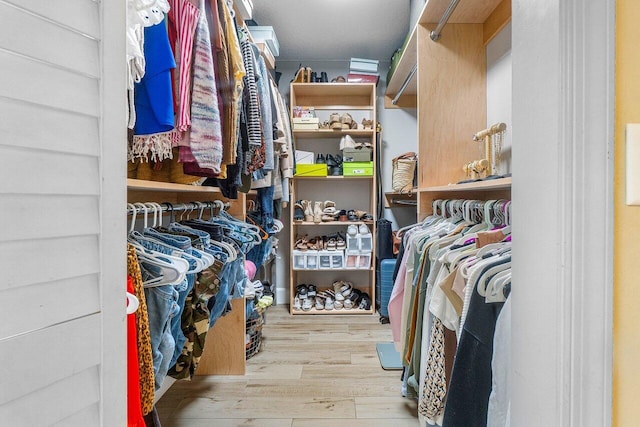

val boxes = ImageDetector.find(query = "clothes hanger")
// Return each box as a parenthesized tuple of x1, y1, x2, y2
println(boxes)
(477, 258, 511, 297)
(129, 230, 206, 274)
(128, 239, 189, 286)
(485, 269, 511, 303)
(126, 292, 140, 315)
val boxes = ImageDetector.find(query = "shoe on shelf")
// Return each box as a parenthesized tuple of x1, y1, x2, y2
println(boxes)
(293, 295, 302, 310)
(305, 67, 313, 83)
(340, 113, 354, 130)
(362, 118, 373, 129)
(296, 284, 308, 299)
(313, 201, 323, 224)
(347, 209, 359, 221)
(335, 232, 346, 250)
(339, 135, 357, 150)
(359, 224, 370, 235)
(310, 71, 318, 83)
(331, 75, 346, 83)
(315, 293, 325, 310)
(307, 284, 317, 298)
(316, 153, 326, 164)
(302, 297, 313, 311)
(322, 290, 335, 310)
(344, 289, 362, 309)
(293, 201, 305, 222)
(292, 65, 306, 83)
(358, 292, 372, 310)
(321, 71, 328, 82)
(329, 112, 342, 130)
(303, 200, 314, 222)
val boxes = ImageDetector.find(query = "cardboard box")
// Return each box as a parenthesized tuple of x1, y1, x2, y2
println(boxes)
(295, 164, 327, 177)
(342, 147, 372, 162)
(347, 73, 379, 84)
(294, 150, 314, 164)
(293, 117, 319, 130)
(249, 26, 279, 56)
(343, 161, 373, 176)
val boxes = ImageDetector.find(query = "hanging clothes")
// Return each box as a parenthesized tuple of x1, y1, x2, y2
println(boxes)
(131, 17, 177, 162)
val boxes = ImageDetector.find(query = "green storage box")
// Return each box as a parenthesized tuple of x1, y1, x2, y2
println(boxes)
(295, 164, 327, 177)
(343, 161, 373, 176)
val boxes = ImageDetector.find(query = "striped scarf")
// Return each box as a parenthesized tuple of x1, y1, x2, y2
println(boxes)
(189, 0, 223, 173)
(238, 28, 265, 173)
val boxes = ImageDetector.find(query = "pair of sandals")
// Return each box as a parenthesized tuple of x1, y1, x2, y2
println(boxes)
(329, 112, 357, 130)
(334, 209, 373, 222)
(294, 234, 324, 251)
(339, 135, 373, 150)
(294, 284, 317, 311)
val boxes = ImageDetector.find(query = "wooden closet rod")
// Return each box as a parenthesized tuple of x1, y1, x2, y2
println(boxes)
(430, 0, 461, 41)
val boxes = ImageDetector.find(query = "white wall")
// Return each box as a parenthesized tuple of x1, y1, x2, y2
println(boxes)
(487, 22, 512, 175)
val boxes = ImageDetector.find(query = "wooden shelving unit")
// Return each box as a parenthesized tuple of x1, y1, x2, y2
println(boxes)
(289, 83, 377, 315)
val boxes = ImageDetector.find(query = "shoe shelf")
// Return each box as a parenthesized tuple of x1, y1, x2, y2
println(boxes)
(293, 129, 375, 139)
(293, 176, 373, 180)
(289, 82, 377, 316)
(291, 307, 375, 315)
(418, 177, 512, 192)
(293, 221, 375, 226)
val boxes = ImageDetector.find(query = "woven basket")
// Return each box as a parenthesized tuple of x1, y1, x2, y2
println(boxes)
(391, 152, 417, 193)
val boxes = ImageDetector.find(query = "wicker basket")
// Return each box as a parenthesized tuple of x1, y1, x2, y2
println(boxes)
(245, 307, 264, 360)
(391, 152, 417, 193)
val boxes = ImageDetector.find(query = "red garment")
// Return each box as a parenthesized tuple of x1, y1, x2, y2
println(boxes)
(127, 276, 146, 427)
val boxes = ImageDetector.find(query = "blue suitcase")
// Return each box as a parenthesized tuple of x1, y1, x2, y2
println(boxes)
(377, 258, 396, 319)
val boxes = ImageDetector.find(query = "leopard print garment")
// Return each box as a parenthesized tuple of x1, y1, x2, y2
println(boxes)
(127, 245, 155, 415)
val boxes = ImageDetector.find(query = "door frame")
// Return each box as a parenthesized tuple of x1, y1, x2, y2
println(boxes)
(512, 0, 614, 425)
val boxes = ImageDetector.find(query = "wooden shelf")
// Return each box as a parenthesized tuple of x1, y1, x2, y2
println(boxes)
(384, 191, 418, 208)
(293, 221, 374, 226)
(419, 177, 511, 192)
(418, 0, 504, 24)
(127, 179, 222, 193)
(293, 175, 373, 180)
(294, 268, 374, 272)
(290, 83, 376, 97)
(293, 129, 375, 139)
(291, 307, 375, 315)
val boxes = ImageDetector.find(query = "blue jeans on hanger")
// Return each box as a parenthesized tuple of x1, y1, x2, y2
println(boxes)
(169, 273, 195, 368)
(144, 283, 180, 391)
(208, 255, 246, 328)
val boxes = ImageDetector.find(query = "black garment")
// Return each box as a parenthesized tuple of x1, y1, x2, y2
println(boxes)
(442, 257, 508, 427)
(143, 406, 161, 427)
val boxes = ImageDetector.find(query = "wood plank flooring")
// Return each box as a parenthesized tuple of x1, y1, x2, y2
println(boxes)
(157, 305, 420, 426)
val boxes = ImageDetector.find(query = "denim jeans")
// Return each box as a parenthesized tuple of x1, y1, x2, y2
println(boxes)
(246, 236, 272, 270)
(144, 283, 180, 390)
(257, 185, 275, 233)
(169, 273, 195, 368)
(208, 255, 245, 327)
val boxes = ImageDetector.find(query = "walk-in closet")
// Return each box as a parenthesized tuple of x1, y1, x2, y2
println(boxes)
(0, 0, 622, 426)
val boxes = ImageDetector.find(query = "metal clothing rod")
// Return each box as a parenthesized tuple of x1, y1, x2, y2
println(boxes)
(430, 0, 461, 41)
(126, 201, 230, 216)
(391, 64, 417, 105)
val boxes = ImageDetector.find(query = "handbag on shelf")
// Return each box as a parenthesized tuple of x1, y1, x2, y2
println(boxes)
(391, 152, 417, 193)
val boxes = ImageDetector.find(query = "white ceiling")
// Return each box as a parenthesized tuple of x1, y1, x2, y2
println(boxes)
(251, 0, 411, 63)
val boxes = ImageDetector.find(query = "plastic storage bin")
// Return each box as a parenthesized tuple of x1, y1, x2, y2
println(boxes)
(248, 26, 280, 56)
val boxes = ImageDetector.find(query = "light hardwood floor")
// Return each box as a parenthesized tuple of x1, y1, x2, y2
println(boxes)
(157, 304, 420, 426)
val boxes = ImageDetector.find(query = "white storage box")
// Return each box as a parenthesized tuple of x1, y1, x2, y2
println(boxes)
(294, 150, 314, 164)
(345, 251, 372, 269)
(358, 232, 373, 252)
(346, 233, 359, 252)
(318, 250, 332, 269)
(249, 26, 280, 57)
(330, 251, 345, 269)
(349, 57, 379, 74)
(305, 250, 319, 269)
(293, 250, 306, 270)
(235, 0, 253, 20)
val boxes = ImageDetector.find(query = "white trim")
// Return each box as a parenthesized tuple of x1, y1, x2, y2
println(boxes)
(99, 1, 127, 425)
(511, 0, 613, 425)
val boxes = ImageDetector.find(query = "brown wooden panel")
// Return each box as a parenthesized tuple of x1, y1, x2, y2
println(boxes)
(484, 0, 512, 45)
(197, 297, 247, 375)
(417, 23, 486, 189)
